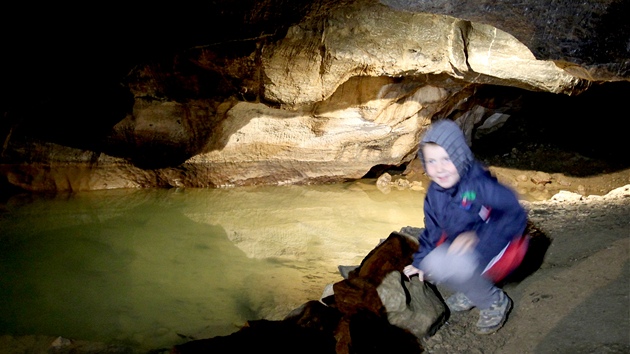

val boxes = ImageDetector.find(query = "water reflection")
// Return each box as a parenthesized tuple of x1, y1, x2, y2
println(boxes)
(0, 181, 424, 351)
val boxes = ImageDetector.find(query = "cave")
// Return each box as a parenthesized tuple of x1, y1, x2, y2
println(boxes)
(0, 1, 628, 353)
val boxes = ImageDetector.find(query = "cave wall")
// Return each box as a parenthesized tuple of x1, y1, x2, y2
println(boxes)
(1, 0, 628, 193)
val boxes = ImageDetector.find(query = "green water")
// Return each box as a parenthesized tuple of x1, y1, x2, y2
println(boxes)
(0, 181, 424, 351)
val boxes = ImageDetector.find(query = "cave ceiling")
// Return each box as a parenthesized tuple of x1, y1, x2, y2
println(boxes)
(2, 0, 628, 113)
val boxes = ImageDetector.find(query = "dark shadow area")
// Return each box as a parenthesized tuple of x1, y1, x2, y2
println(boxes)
(2, 82, 135, 154)
(473, 81, 630, 176)
(171, 310, 338, 354)
(0, 1, 320, 112)
(363, 163, 408, 179)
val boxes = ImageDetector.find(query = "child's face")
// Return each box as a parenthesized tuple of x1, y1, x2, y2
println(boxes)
(423, 143, 460, 189)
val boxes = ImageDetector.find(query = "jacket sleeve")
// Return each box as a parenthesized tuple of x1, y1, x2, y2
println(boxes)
(474, 177, 528, 262)
(411, 195, 443, 268)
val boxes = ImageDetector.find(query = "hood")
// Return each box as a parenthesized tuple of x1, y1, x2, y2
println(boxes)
(418, 119, 474, 177)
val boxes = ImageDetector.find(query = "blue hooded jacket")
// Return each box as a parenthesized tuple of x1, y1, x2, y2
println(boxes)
(412, 120, 528, 269)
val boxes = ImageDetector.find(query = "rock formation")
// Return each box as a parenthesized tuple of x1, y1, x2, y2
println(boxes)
(1, 0, 628, 192)
(380, 0, 630, 82)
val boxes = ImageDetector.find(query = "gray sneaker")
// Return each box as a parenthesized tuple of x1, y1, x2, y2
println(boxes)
(445, 292, 475, 312)
(476, 291, 512, 335)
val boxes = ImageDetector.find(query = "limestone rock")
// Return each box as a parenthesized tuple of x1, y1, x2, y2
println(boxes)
(377, 272, 447, 339)
(1, 0, 627, 192)
(531, 171, 553, 185)
(379, 0, 630, 82)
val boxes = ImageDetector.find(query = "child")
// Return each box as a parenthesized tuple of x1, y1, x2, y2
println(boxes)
(403, 119, 528, 335)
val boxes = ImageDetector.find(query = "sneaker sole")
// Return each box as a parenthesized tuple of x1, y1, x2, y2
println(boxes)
(475, 297, 513, 335)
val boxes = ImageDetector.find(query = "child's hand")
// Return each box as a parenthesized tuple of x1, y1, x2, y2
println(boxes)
(448, 231, 479, 255)
(403, 264, 424, 281)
